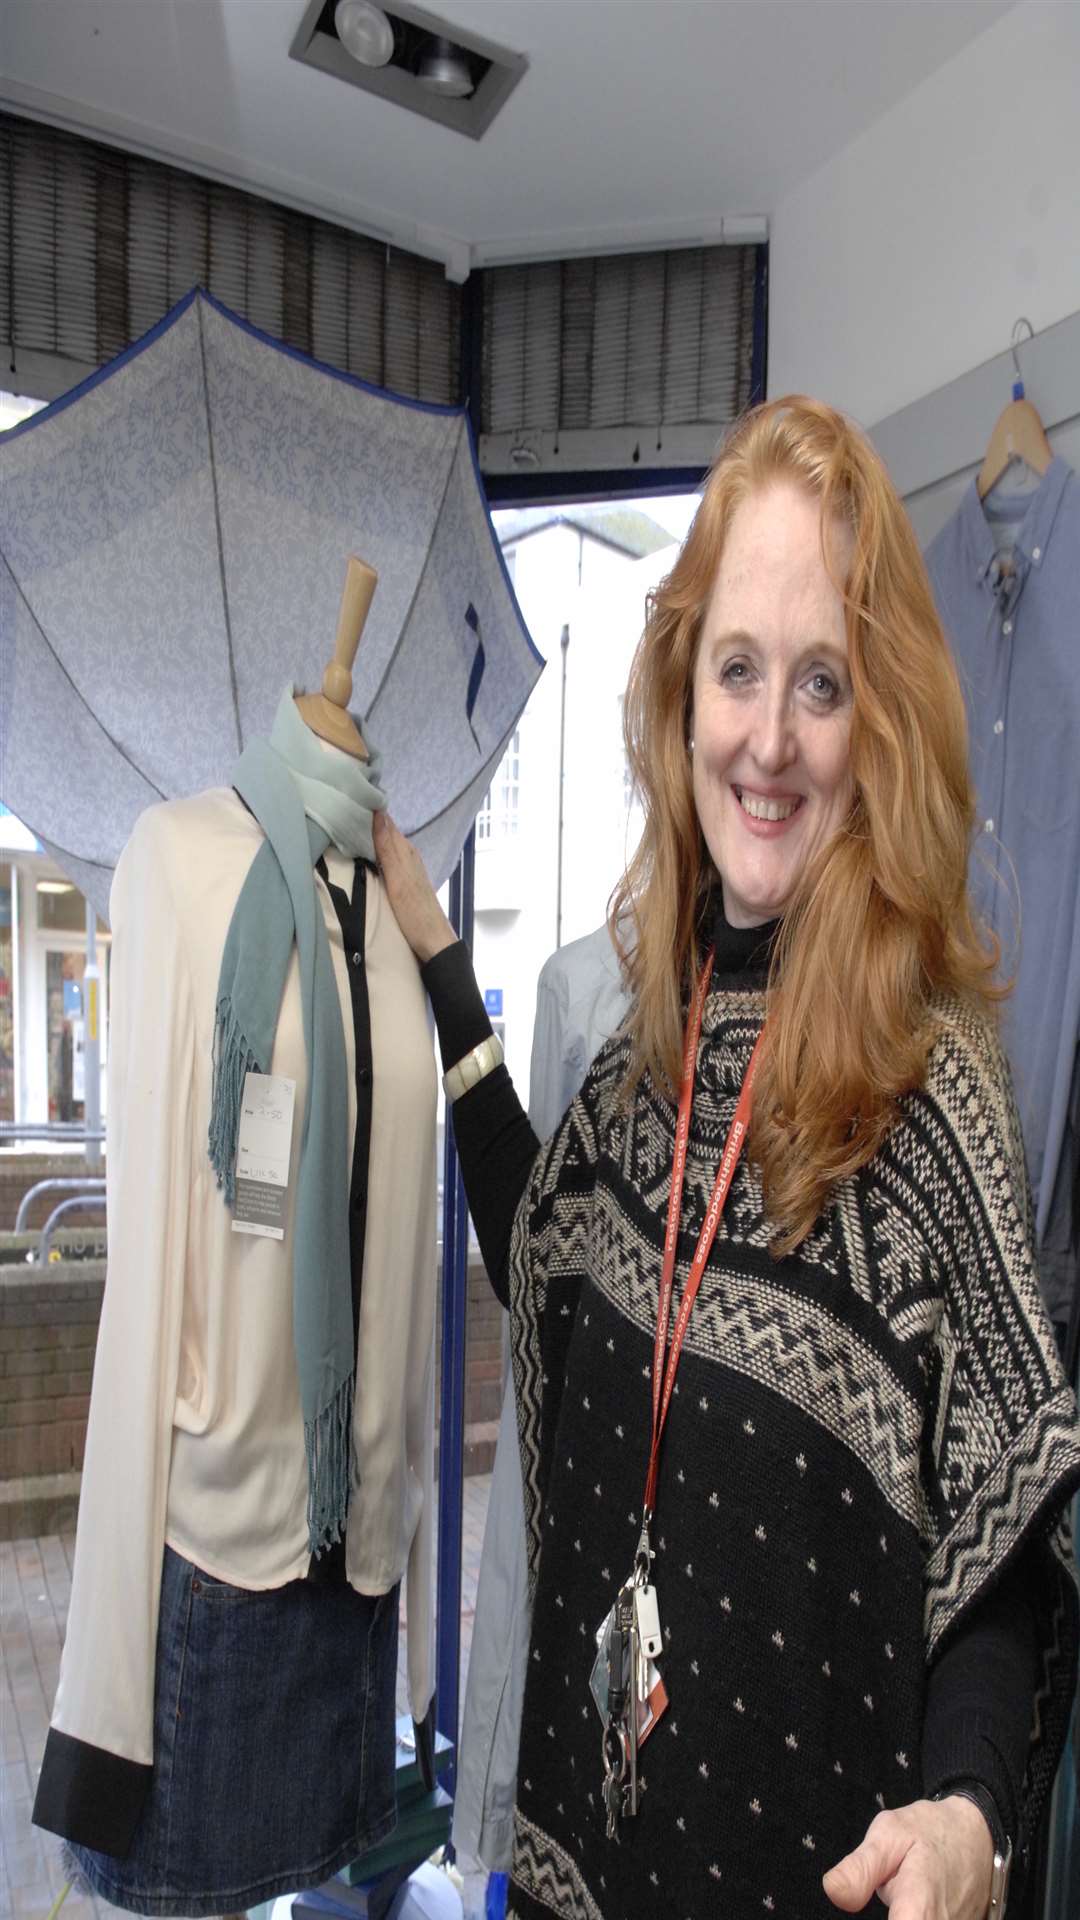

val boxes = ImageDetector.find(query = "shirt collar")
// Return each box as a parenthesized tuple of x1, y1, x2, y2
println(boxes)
(959, 455, 1071, 586)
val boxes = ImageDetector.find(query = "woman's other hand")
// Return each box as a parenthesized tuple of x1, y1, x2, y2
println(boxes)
(823, 1796, 994, 1917)
(373, 810, 457, 965)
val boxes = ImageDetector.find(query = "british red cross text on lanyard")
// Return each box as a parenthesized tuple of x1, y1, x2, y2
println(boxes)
(594, 948, 766, 1837)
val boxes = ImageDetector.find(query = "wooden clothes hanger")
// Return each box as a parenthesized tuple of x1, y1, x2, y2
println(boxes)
(977, 318, 1053, 500)
(295, 555, 377, 761)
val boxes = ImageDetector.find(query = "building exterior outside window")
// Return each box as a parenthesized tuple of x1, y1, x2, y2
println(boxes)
(472, 501, 697, 1111)
(476, 729, 521, 843)
(618, 694, 638, 816)
(0, 863, 14, 1123)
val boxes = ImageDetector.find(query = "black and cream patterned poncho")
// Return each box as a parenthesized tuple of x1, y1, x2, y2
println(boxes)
(501, 950, 1080, 1920)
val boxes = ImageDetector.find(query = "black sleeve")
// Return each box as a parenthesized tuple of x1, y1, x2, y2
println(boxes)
(422, 942, 540, 1306)
(921, 1544, 1044, 1849)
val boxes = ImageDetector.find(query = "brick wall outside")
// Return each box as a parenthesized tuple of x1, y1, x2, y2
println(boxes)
(0, 1248, 506, 1501)
(0, 1269, 102, 1481)
(461, 1254, 506, 1428)
(0, 1155, 106, 1232)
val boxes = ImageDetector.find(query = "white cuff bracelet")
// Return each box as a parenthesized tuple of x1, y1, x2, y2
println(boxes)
(442, 1033, 505, 1103)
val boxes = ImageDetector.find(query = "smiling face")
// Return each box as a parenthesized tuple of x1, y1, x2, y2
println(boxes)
(690, 481, 856, 928)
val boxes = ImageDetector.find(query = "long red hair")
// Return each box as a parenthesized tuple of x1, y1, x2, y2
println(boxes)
(611, 396, 1001, 1253)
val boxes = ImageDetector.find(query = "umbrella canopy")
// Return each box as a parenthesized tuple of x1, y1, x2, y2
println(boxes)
(0, 288, 543, 919)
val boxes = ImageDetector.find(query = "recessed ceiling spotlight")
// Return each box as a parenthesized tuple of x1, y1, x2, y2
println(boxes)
(334, 0, 395, 67)
(417, 34, 473, 98)
(291, 0, 527, 138)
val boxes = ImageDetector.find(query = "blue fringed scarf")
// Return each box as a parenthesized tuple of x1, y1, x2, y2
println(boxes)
(208, 686, 387, 1554)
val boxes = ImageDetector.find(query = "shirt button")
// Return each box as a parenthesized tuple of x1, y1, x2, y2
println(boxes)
(351, 1188, 366, 1213)
(357, 1064, 372, 1086)
(993, 719, 1004, 735)
(351, 950, 362, 967)
(1002, 620, 1013, 636)
(1032, 547, 1041, 561)
(984, 818, 995, 834)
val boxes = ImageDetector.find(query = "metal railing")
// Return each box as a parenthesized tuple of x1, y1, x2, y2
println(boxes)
(38, 1193, 107, 1265)
(15, 1178, 107, 1236)
(0, 1122, 105, 1143)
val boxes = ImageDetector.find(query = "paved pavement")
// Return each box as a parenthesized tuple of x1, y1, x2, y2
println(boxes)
(1, 1475, 494, 1920)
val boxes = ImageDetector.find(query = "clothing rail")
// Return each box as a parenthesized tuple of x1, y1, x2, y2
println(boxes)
(15, 1178, 107, 1236)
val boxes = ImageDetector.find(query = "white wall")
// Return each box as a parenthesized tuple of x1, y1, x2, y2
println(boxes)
(769, 3, 1080, 426)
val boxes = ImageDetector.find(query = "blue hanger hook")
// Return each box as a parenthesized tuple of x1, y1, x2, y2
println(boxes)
(1010, 316, 1035, 401)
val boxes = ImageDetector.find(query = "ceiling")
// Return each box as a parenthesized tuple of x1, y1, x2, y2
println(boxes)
(1, 0, 1014, 281)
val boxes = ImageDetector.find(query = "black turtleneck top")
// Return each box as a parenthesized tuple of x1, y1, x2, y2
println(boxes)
(421, 914, 1041, 1863)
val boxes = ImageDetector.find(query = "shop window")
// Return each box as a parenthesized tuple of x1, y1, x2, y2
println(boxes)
(36, 879, 107, 937)
(46, 950, 85, 1122)
(42, 945, 110, 1124)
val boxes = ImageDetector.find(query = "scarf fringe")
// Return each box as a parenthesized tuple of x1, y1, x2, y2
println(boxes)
(305, 1371, 355, 1556)
(60, 1840, 96, 1895)
(208, 998, 261, 1207)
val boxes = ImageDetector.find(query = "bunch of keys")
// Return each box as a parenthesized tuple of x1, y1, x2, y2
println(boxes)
(590, 1555, 667, 1839)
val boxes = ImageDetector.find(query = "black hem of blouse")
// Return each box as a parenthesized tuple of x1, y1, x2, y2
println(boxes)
(33, 1726, 151, 1857)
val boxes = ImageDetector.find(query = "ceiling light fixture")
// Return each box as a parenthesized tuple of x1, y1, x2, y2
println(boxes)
(417, 34, 473, 98)
(36, 880, 75, 895)
(292, 0, 527, 140)
(334, 0, 395, 67)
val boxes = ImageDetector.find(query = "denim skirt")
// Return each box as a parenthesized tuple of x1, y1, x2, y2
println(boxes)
(67, 1545, 400, 1915)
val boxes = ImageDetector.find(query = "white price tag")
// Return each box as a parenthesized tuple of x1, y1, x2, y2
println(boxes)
(231, 1072, 296, 1240)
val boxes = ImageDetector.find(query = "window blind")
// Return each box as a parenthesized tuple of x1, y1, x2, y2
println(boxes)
(1, 112, 767, 477)
(480, 244, 760, 473)
(0, 112, 462, 405)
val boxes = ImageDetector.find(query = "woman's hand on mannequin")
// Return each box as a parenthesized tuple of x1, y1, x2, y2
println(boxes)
(373, 811, 458, 965)
(823, 1796, 994, 1917)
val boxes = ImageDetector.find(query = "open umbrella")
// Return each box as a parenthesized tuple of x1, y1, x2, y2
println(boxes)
(0, 288, 543, 918)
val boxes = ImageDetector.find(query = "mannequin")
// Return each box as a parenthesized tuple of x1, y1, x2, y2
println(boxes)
(33, 559, 439, 1915)
(295, 555, 379, 759)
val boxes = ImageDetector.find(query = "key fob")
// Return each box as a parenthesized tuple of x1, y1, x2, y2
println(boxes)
(634, 1583, 662, 1660)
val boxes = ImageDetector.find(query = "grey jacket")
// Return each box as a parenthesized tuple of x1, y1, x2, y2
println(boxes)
(451, 924, 630, 1868)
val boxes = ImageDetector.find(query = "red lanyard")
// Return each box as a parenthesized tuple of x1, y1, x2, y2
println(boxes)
(642, 951, 765, 1518)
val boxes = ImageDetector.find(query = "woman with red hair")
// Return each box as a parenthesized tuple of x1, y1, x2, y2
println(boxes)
(375, 397, 1080, 1920)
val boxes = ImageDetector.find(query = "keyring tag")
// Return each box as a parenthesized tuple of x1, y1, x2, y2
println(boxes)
(634, 1584, 662, 1661)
